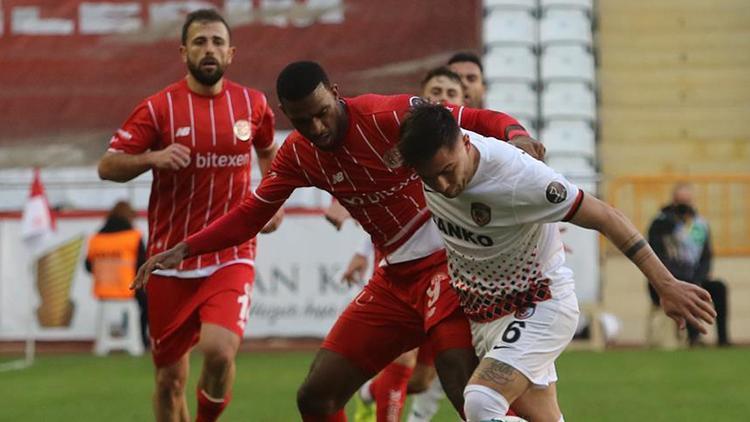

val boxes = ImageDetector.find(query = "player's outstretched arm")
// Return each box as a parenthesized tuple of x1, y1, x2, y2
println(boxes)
(568, 193, 717, 333)
(98, 144, 191, 182)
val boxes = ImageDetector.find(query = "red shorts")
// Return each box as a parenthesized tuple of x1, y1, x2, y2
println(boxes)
(322, 250, 472, 375)
(146, 264, 254, 367)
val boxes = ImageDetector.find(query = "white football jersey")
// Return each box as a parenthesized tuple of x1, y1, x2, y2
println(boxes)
(423, 132, 583, 322)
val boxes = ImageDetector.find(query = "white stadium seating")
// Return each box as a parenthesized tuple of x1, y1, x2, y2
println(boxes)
(484, 9, 537, 46)
(486, 82, 538, 121)
(540, 0, 593, 13)
(541, 45, 595, 84)
(485, 46, 538, 83)
(542, 82, 596, 121)
(541, 120, 595, 159)
(484, 0, 538, 12)
(539, 9, 592, 46)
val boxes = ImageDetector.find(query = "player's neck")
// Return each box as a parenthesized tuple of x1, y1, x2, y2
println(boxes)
(333, 100, 349, 144)
(186, 75, 224, 96)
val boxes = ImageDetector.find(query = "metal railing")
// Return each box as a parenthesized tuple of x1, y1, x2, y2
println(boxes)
(607, 174, 750, 256)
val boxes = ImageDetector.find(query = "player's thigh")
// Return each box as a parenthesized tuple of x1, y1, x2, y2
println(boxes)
(512, 382, 562, 422)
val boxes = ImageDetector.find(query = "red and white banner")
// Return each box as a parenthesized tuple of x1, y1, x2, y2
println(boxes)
(20, 168, 55, 249)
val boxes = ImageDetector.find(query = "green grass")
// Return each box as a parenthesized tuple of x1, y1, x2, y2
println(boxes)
(1, 348, 748, 421)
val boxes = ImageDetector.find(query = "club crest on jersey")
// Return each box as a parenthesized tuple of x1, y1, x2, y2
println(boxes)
(471, 202, 491, 227)
(233, 120, 251, 141)
(545, 181, 567, 204)
(515, 304, 536, 320)
(409, 96, 428, 108)
(383, 147, 404, 169)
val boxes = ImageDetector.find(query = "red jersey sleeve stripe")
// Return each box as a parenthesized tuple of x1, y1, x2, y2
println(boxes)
(562, 190, 585, 222)
(147, 100, 160, 131)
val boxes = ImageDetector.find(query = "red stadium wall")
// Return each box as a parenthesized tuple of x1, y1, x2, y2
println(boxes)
(0, 0, 481, 146)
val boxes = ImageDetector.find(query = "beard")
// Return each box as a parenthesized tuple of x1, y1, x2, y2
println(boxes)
(187, 57, 225, 87)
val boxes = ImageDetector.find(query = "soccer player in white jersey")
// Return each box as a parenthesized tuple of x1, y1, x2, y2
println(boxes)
(397, 105, 717, 422)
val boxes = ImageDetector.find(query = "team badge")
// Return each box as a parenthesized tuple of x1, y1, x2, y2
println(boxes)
(409, 96, 428, 108)
(545, 181, 567, 204)
(383, 147, 403, 169)
(233, 120, 251, 141)
(470, 202, 491, 227)
(515, 304, 536, 320)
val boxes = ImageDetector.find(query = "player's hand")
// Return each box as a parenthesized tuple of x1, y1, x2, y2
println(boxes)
(147, 143, 192, 171)
(656, 279, 717, 334)
(260, 208, 284, 234)
(341, 253, 368, 287)
(324, 200, 352, 230)
(130, 242, 189, 290)
(509, 135, 545, 161)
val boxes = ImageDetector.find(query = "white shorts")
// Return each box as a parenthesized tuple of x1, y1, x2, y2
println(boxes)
(470, 291, 579, 387)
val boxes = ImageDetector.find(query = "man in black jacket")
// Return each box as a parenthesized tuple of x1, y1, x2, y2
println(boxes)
(647, 183, 729, 346)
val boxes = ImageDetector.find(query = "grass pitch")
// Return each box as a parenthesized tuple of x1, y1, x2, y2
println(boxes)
(1, 348, 748, 421)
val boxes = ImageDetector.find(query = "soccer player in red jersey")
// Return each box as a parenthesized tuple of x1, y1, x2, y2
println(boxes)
(98, 9, 280, 422)
(133, 61, 541, 421)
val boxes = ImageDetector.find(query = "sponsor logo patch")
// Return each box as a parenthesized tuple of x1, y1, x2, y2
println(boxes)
(515, 304, 536, 320)
(233, 119, 251, 141)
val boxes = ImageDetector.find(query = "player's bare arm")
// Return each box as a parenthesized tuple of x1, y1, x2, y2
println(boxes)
(255, 143, 284, 234)
(507, 132, 545, 161)
(98, 143, 192, 182)
(568, 193, 717, 333)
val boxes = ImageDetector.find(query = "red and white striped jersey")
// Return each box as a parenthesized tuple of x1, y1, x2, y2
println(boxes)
(108, 78, 275, 276)
(186, 94, 528, 264)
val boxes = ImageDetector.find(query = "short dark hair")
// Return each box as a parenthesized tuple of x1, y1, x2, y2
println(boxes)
(398, 104, 461, 168)
(276, 61, 331, 102)
(447, 52, 484, 74)
(421, 66, 463, 88)
(181, 9, 231, 45)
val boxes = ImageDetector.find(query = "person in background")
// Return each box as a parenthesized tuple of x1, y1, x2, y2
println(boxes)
(647, 182, 730, 347)
(447, 52, 486, 109)
(86, 200, 148, 349)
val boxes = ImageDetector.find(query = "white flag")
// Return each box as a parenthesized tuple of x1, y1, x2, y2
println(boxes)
(21, 168, 54, 249)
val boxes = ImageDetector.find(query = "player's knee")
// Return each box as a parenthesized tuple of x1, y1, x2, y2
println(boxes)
(155, 367, 187, 397)
(463, 384, 510, 422)
(296, 382, 340, 415)
(203, 342, 235, 372)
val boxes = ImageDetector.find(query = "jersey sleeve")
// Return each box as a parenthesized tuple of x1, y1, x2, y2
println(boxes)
(451, 106, 529, 141)
(108, 99, 160, 154)
(253, 92, 276, 151)
(511, 159, 584, 225)
(184, 138, 310, 256)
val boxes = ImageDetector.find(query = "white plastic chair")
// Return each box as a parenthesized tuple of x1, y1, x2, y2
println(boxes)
(540, 0, 593, 13)
(485, 46, 538, 83)
(93, 300, 144, 357)
(486, 82, 538, 121)
(484, 9, 538, 46)
(541, 45, 595, 84)
(541, 120, 595, 159)
(545, 155, 596, 174)
(542, 82, 596, 121)
(485, 0, 538, 12)
(539, 9, 592, 46)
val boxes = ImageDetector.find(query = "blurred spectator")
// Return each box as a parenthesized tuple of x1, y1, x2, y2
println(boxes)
(85, 200, 148, 349)
(447, 52, 486, 108)
(647, 183, 729, 347)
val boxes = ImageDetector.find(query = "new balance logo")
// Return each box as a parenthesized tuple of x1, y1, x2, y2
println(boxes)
(175, 127, 191, 137)
(332, 172, 344, 184)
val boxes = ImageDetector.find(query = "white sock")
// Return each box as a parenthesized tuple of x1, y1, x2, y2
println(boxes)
(359, 379, 374, 404)
(407, 377, 444, 422)
(463, 384, 509, 422)
(559, 415, 565, 422)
